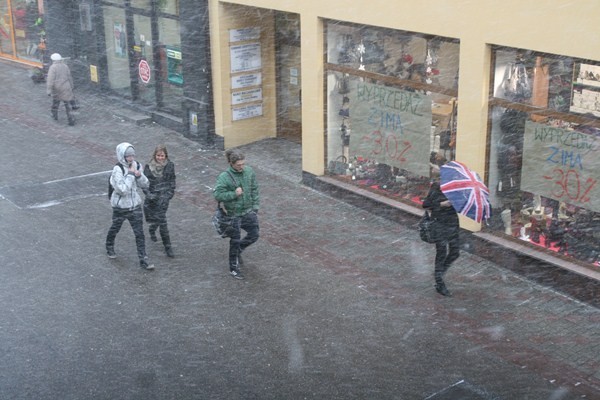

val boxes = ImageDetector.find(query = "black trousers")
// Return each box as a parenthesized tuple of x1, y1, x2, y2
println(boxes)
(51, 98, 74, 123)
(106, 207, 146, 261)
(149, 222, 171, 248)
(228, 211, 259, 269)
(434, 234, 460, 284)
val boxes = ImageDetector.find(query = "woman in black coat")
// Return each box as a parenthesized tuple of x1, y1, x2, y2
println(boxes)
(143, 145, 176, 257)
(422, 180, 460, 296)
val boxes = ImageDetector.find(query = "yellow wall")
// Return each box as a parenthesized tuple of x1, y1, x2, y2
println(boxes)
(211, 1, 600, 228)
(209, 2, 277, 148)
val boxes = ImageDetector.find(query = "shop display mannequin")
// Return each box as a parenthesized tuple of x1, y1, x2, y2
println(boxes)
(500, 209, 512, 235)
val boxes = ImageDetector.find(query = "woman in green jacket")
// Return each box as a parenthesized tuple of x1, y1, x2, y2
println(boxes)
(213, 150, 260, 279)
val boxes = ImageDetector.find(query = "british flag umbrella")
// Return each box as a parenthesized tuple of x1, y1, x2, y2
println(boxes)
(440, 161, 491, 223)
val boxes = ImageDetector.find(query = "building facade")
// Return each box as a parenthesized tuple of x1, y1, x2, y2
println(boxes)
(206, 0, 600, 278)
(4, 0, 599, 278)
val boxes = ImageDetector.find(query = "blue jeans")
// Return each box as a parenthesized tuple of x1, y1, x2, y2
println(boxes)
(106, 206, 146, 261)
(229, 211, 259, 269)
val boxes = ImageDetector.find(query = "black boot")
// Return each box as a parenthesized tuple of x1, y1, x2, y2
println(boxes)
(51, 110, 58, 120)
(165, 246, 174, 258)
(435, 281, 451, 297)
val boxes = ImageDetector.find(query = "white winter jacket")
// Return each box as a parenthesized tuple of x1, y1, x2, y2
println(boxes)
(110, 142, 149, 209)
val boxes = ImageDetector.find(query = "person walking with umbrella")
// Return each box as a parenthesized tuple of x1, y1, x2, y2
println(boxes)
(425, 160, 492, 296)
(423, 178, 460, 297)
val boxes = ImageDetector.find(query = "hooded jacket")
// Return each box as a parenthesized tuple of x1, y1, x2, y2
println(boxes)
(46, 60, 74, 101)
(110, 143, 149, 209)
(213, 165, 259, 217)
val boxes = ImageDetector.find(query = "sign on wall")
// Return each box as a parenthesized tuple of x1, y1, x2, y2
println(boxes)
(229, 27, 261, 43)
(521, 121, 600, 212)
(349, 82, 432, 177)
(232, 88, 262, 105)
(232, 72, 262, 89)
(230, 43, 261, 73)
(232, 104, 263, 121)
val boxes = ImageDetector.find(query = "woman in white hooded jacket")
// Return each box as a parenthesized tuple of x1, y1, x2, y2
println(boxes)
(105, 142, 154, 270)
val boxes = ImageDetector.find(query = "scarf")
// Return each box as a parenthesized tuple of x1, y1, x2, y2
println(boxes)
(149, 158, 167, 178)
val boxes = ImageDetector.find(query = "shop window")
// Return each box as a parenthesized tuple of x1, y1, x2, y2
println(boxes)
(325, 20, 459, 208)
(488, 47, 600, 267)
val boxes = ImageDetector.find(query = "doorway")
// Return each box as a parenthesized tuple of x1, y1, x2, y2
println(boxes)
(275, 12, 301, 144)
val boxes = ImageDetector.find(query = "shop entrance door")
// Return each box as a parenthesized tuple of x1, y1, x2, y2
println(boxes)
(131, 13, 154, 106)
(275, 12, 301, 144)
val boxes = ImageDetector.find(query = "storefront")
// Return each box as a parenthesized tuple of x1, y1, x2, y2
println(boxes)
(324, 21, 459, 211)
(100, 0, 183, 116)
(488, 47, 600, 267)
(0, 0, 45, 66)
(208, 1, 600, 278)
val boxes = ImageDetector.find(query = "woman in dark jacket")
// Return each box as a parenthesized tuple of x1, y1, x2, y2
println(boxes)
(143, 145, 176, 257)
(422, 180, 460, 296)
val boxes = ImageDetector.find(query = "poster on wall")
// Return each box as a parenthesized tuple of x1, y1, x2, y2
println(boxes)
(114, 22, 127, 58)
(232, 103, 263, 121)
(230, 43, 261, 73)
(166, 46, 183, 86)
(348, 82, 432, 177)
(521, 121, 600, 212)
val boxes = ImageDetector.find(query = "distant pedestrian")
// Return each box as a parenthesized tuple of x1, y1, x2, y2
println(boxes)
(106, 142, 154, 270)
(46, 53, 75, 126)
(422, 179, 460, 296)
(143, 144, 176, 258)
(213, 150, 260, 279)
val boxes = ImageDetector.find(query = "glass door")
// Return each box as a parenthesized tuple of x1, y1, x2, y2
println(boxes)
(132, 13, 154, 105)
(102, 5, 131, 97)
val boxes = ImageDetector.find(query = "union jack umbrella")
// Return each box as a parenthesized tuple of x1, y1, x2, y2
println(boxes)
(440, 161, 491, 223)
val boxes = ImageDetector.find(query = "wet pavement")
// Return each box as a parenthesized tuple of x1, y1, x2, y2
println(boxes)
(0, 61, 599, 399)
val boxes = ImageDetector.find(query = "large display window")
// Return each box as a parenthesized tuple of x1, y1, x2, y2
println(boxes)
(325, 20, 459, 207)
(101, 0, 182, 115)
(488, 47, 600, 268)
(0, 0, 45, 65)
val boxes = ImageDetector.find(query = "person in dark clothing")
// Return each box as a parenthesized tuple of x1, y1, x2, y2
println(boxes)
(213, 149, 260, 280)
(422, 180, 460, 296)
(143, 145, 176, 258)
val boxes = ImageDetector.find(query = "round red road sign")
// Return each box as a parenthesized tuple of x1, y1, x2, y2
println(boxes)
(138, 59, 151, 83)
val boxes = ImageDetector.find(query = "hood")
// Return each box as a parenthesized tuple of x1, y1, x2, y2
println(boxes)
(116, 142, 134, 166)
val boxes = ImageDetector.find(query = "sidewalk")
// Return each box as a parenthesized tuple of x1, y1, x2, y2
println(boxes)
(1, 61, 599, 398)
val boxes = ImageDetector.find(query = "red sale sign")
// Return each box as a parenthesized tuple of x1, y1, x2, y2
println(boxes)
(138, 59, 151, 83)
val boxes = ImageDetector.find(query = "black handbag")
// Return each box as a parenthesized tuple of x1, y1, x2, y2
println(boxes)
(418, 211, 438, 243)
(212, 205, 234, 238)
(328, 155, 348, 175)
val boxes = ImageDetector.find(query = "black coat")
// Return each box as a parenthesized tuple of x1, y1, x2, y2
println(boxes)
(143, 161, 176, 224)
(422, 182, 459, 241)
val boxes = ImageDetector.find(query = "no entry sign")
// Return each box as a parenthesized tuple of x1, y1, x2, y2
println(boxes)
(138, 59, 151, 83)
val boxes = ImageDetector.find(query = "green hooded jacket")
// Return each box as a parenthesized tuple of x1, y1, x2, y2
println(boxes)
(213, 166, 260, 217)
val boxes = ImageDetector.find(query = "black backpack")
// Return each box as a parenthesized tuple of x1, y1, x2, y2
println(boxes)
(107, 163, 125, 200)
